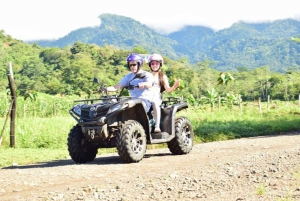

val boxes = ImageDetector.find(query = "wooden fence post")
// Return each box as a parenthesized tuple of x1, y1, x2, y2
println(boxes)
(0, 100, 14, 146)
(7, 74, 16, 148)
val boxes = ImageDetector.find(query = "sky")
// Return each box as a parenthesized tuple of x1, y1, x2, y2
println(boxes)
(1, 0, 300, 41)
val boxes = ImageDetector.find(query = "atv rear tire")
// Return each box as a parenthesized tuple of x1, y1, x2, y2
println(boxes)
(167, 117, 193, 155)
(67, 125, 98, 163)
(117, 120, 147, 163)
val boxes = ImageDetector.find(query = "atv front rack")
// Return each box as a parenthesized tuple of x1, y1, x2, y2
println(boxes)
(73, 96, 135, 104)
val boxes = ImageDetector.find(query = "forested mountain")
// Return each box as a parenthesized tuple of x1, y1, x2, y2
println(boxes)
(33, 14, 179, 59)
(170, 20, 300, 72)
(29, 14, 300, 72)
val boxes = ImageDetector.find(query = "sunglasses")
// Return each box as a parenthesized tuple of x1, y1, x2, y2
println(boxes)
(150, 62, 160, 66)
(129, 64, 137, 67)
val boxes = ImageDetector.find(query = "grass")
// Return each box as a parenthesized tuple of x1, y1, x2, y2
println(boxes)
(179, 102, 300, 142)
(1, 101, 300, 167)
(0, 148, 69, 167)
(293, 169, 300, 180)
(0, 116, 74, 148)
(256, 184, 267, 196)
(0, 116, 73, 167)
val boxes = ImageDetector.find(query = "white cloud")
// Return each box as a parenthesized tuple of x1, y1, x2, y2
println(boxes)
(0, 0, 300, 40)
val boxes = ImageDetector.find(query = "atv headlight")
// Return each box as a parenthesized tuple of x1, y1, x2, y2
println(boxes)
(73, 104, 82, 116)
(107, 104, 121, 114)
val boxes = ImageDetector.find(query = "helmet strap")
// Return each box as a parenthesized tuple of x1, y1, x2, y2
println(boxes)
(134, 67, 141, 74)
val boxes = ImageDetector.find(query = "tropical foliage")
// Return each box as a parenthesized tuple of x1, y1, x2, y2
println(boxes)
(1, 29, 300, 107)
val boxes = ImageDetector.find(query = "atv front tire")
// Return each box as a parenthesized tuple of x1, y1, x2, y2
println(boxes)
(67, 125, 98, 163)
(117, 120, 147, 163)
(167, 117, 194, 154)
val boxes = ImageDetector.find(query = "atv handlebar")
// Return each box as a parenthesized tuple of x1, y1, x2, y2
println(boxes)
(98, 86, 108, 96)
(124, 85, 139, 90)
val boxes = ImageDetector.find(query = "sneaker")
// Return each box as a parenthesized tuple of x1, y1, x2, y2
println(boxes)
(154, 127, 161, 133)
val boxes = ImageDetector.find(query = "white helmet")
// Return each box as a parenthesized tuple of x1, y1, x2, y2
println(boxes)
(148, 54, 163, 68)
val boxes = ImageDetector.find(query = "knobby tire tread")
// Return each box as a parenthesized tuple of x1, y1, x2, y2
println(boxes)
(167, 117, 194, 155)
(67, 125, 98, 163)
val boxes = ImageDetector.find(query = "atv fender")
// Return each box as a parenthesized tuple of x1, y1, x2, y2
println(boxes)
(105, 98, 151, 137)
(162, 102, 188, 136)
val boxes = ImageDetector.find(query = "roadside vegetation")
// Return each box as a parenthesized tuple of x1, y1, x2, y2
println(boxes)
(1, 96, 299, 167)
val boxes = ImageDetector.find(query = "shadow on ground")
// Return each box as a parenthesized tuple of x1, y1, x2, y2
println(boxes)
(1, 152, 172, 169)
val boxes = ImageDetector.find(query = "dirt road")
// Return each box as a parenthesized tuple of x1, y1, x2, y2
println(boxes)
(1, 132, 300, 201)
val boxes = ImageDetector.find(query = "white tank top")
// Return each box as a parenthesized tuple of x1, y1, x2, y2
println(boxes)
(151, 75, 162, 103)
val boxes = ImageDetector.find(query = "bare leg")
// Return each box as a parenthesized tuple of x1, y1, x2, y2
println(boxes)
(152, 101, 161, 132)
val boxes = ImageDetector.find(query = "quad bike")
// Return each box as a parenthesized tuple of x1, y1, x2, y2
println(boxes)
(67, 72, 194, 163)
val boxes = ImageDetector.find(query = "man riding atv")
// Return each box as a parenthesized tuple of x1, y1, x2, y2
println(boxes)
(105, 53, 153, 112)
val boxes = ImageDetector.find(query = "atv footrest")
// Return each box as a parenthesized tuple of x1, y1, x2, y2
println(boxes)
(151, 132, 170, 139)
(149, 131, 174, 144)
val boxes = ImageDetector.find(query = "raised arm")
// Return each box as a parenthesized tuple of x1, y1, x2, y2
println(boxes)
(163, 75, 180, 93)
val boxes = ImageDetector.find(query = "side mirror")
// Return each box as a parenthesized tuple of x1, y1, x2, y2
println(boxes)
(128, 72, 147, 87)
(93, 77, 99, 83)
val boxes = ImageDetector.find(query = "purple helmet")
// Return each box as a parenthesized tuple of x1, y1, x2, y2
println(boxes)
(126, 53, 143, 68)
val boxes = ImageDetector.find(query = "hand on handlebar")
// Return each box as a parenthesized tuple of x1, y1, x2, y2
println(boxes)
(138, 83, 145, 89)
